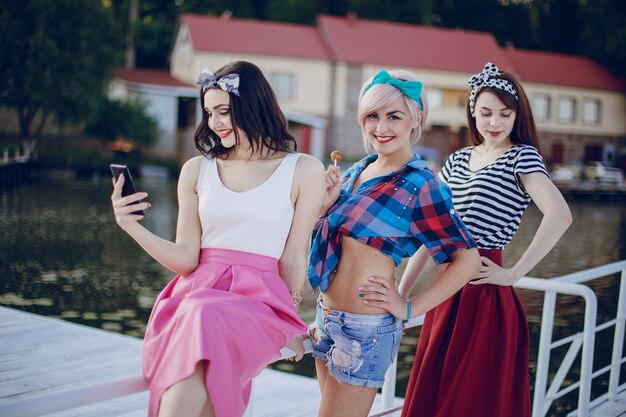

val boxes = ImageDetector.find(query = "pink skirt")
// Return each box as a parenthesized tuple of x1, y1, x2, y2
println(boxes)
(142, 248, 307, 417)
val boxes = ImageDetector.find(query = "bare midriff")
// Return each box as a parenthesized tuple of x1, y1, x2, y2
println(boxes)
(321, 236, 396, 314)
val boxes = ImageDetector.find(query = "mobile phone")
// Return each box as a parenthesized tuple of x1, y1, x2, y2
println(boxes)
(110, 164, 145, 216)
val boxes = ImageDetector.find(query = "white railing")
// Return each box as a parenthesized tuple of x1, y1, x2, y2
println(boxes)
(518, 261, 626, 417)
(0, 144, 30, 165)
(0, 376, 149, 417)
(2, 260, 624, 417)
(372, 259, 626, 417)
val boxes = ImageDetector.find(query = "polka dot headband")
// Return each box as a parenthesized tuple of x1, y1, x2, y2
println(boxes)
(468, 62, 518, 114)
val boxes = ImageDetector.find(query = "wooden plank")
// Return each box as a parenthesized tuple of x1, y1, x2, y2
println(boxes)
(0, 307, 143, 404)
(0, 307, 402, 417)
(588, 389, 626, 417)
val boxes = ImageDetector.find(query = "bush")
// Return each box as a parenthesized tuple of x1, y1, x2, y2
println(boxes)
(86, 98, 158, 146)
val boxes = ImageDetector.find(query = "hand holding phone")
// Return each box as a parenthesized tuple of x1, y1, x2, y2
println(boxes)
(110, 164, 146, 216)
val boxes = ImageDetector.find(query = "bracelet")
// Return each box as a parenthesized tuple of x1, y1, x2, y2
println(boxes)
(291, 290, 303, 306)
(405, 299, 412, 322)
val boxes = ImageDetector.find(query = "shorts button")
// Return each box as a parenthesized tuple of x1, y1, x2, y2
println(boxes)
(324, 309, 330, 316)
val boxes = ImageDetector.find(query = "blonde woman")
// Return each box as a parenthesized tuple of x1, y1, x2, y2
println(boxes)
(307, 69, 481, 417)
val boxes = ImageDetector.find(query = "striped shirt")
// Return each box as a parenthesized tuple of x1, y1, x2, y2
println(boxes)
(439, 145, 549, 249)
(308, 153, 476, 293)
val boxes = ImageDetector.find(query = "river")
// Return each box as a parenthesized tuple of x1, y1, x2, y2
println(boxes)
(0, 175, 624, 416)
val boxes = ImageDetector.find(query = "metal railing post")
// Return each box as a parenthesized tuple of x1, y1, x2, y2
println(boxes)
(532, 290, 556, 417)
(608, 268, 626, 400)
(380, 355, 398, 411)
(575, 286, 598, 417)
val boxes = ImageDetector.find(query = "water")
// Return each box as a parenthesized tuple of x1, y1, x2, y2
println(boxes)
(1, 176, 624, 416)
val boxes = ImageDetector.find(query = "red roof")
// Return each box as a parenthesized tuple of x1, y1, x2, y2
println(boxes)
(180, 14, 329, 60)
(316, 15, 512, 73)
(116, 69, 194, 88)
(175, 14, 624, 92)
(504, 48, 625, 91)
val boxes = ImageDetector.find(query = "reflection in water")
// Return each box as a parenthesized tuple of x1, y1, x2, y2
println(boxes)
(1, 177, 624, 415)
(508, 202, 626, 276)
(0, 176, 177, 337)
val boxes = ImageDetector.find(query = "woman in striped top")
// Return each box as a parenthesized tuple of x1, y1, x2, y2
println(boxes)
(395, 63, 572, 417)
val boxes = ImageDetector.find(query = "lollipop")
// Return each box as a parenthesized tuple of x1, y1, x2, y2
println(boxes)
(330, 150, 343, 166)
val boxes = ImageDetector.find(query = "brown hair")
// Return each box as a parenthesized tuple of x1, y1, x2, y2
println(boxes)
(194, 61, 296, 158)
(466, 70, 542, 155)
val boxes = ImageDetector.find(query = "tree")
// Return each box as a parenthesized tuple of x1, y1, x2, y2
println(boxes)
(578, 0, 626, 78)
(86, 98, 158, 146)
(0, 0, 124, 141)
(124, 0, 261, 67)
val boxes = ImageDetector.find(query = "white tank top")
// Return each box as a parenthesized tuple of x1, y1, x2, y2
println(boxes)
(197, 152, 301, 259)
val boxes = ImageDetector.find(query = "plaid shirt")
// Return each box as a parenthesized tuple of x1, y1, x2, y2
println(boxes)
(308, 153, 476, 292)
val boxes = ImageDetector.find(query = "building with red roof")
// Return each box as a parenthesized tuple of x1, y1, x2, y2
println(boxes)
(176, 13, 329, 61)
(311, 14, 625, 166)
(502, 48, 625, 166)
(504, 48, 625, 92)
(317, 14, 512, 72)
(169, 13, 333, 161)
(116, 12, 624, 169)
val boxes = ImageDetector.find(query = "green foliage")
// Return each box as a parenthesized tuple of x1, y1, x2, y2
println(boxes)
(578, 0, 626, 78)
(125, 0, 261, 67)
(134, 14, 178, 68)
(0, 0, 124, 138)
(86, 98, 158, 146)
(266, 0, 320, 24)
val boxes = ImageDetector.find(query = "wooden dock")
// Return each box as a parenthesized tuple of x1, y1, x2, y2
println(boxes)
(0, 306, 402, 417)
(1, 302, 624, 417)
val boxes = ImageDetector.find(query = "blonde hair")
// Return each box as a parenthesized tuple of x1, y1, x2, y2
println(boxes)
(357, 69, 429, 153)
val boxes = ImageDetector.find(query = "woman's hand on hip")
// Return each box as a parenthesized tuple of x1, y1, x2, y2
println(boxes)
(359, 277, 409, 320)
(469, 256, 518, 286)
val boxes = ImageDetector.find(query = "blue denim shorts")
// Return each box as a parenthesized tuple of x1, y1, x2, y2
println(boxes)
(310, 298, 403, 388)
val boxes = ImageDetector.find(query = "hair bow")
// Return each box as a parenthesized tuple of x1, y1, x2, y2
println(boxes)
(365, 70, 423, 109)
(468, 62, 517, 113)
(197, 68, 240, 97)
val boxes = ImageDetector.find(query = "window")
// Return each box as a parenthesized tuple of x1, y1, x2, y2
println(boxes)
(533, 95, 551, 121)
(427, 88, 443, 108)
(551, 143, 563, 164)
(582, 99, 600, 124)
(271, 72, 294, 100)
(177, 97, 196, 129)
(558, 97, 576, 122)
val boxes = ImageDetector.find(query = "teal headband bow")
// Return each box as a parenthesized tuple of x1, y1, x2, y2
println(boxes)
(364, 70, 423, 109)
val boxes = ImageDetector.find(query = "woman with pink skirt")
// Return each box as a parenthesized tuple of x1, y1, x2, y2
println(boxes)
(111, 61, 326, 417)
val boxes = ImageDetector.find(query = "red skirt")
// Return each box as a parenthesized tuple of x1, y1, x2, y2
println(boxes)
(401, 249, 530, 417)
